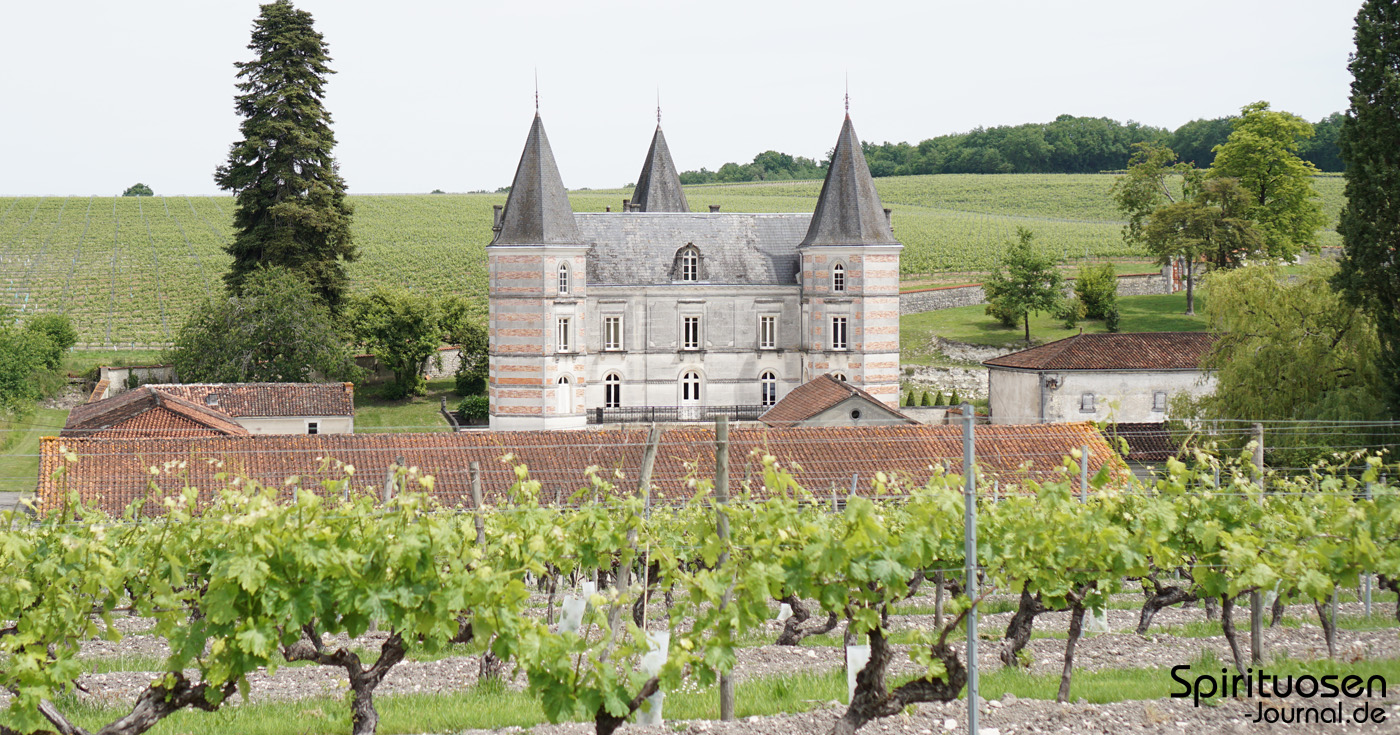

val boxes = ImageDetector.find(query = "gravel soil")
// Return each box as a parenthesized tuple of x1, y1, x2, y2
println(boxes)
(13, 597, 1397, 734)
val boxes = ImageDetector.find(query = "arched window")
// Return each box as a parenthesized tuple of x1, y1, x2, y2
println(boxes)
(556, 376, 572, 414)
(677, 246, 700, 282)
(557, 263, 571, 295)
(831, 372, 847, 382)
(680, 371, 702, 403)
(604, 373, 622, 409)
(760, 371, 778, 407)
(832, 263, 845, 293)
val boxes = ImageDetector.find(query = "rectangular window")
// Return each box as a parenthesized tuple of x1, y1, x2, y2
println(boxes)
(831, 316, 848, 351)
(306, 422, 319, 435)
(759, 315, 776, 350)
(1153, 391, 1168, 412)
(683, 316, 701, 350)
(557, 317, 572, 353)
(604, 316, 623, 351)
(1081, 393, 1095, 412)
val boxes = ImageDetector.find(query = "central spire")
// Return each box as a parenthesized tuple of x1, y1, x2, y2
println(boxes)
(631, 121, 689, 213)
(492, 113, 579, 245)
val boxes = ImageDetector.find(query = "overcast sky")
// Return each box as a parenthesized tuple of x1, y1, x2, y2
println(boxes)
(1, 0, 1361, 197)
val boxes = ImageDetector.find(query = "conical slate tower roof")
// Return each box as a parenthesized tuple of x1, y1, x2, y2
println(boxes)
(631, 126, 689, 212)
(492, 114, 579, 245)
(800, 115, 897, 247)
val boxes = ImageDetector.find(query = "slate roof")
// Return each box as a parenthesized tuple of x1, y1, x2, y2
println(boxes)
(801, 115, 898, 247)
(37, 424, 1128, 516)
(145, 383, 355, 418)
(982, 332, 1217, 371)
(760, 375, 913, 427)
(62, 387, 249, 438)
(491, 114, 580, 246)
(579, 212, 810, 286)
(631, 126, 689, 213)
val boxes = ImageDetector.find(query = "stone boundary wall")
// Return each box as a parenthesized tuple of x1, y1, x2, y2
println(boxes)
(898, 269, 1171, 315)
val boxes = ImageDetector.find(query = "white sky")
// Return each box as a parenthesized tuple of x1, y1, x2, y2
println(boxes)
(0, 0, 1360, 197)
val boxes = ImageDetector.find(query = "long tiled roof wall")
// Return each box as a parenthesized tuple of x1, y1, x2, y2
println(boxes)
(136, 383, 354, 418)
(983, 332, 1216, 371)
(759, 375, 910, 427)
(37, 423, 1126, 516)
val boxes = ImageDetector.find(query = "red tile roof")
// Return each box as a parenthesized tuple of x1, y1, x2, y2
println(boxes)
(759, 375, 913, 427)
(62, 387, 249, 438)
(37, 423, 1128, 516)
(982, 332, 1216, 371)
(144, 383, 354, 418)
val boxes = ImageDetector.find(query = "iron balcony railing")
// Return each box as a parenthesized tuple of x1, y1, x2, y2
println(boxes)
(587, 405, 768, 424)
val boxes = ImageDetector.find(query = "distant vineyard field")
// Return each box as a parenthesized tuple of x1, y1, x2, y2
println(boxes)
(0, 174, 1345, 346)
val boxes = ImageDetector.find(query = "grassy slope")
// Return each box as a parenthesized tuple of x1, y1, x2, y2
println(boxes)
(0, 175, 1344, 345)
(902, 292, 1208, 363)
(0, 407, 68, 494)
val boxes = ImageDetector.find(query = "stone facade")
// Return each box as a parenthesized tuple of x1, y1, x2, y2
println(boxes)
(988, 368, 1214, 425)
(487, 113, 901, 430)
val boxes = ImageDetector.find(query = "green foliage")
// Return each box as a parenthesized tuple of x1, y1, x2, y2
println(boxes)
(22, 313, 77, 370)
(1112, 142, 1198, 247)
(949, 390, 960, 406)
(121, 183, 153, 197)
(983, 228, 1064, 342)
(458, 394, 489, 421)
(679, 150, 826, 184)
(1182, 263, 1385, 461)
(921, 390, 934, 407)
(442, 296, 488, 397)
(1057, 297, 1085, 329)
(165, 266, 359, 383)
(216, 0, 355, 310)
(984, 299, 1021, 328)
(348, 288, 442, 399)
(0, 310, 73, 417)
(1207, 101, 1326, 262)
(1104, 307, 1120, 333)
(1073, 262, 1118, 319)
(1335, 0, 1400, 419)
(933, 391, 946, 406)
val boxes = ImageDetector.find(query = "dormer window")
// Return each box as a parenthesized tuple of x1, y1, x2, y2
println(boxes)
(678, 246, 700, 282)
(557, 263, 571, 295)
(832, 263, 846, 293)
(205, 394, 219, 407)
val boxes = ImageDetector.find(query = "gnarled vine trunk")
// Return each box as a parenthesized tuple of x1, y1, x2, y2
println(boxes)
(828, 626, 967, 735)
(284, 626, 406, 735)
(1137, 582, 1196, 635)
(775, 594, 840, 646)
(1219, 594, 1247, 676)
(1001, 585, 1048, 667)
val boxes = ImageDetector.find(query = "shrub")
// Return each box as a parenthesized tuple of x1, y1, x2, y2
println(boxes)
(950, 391, 961, 406)
(1074, 262, 1118, 320)
(934, 391, 947, 406)
(1105, 307, 1121, 333)
(984, 300, 1021, 328)
(921, 391, 934, 407)
(1057, 298, 1086, 329)
(23, 314, 77, 370)
(458, 394, 489, 421)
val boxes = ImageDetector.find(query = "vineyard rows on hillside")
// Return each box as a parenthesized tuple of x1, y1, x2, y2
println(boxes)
(0, 175, 1346, 345)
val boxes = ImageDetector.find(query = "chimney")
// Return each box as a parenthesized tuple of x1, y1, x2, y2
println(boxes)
(622, 199, 630, 212)
(883, 208, 893, 226)
(492, 205, 504, 232)
(708, 204, 721, 213)
(605, 206, 611, 212)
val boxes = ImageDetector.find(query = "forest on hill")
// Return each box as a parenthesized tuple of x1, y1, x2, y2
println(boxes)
(678, 112, 1344, 184)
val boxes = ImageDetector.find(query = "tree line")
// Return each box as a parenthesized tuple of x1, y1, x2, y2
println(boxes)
(677, 112, 1344, 184)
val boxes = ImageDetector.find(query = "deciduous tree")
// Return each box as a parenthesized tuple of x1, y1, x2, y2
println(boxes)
(215, 0, 355, 309)
(1143, 178, 1262, 314)
(1335, 0, 1400, 419)
(348, 288, 442, 399)
(1208, 101, 1325, 262)
(121, 183, 154, 197)
(983, 228, 1063, 342)
(165, 267, 359, 383)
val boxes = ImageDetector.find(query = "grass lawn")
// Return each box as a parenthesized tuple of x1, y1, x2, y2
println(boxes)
(901, 292, 1209, 364)
(61, 349, 166, 376)
(0, 407, 69, 495)
(353, 377, 460, 433)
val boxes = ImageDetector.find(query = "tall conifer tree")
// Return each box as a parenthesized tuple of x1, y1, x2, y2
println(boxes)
(215, 0, 355, 309)
(1335, 0, 1400, 418)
